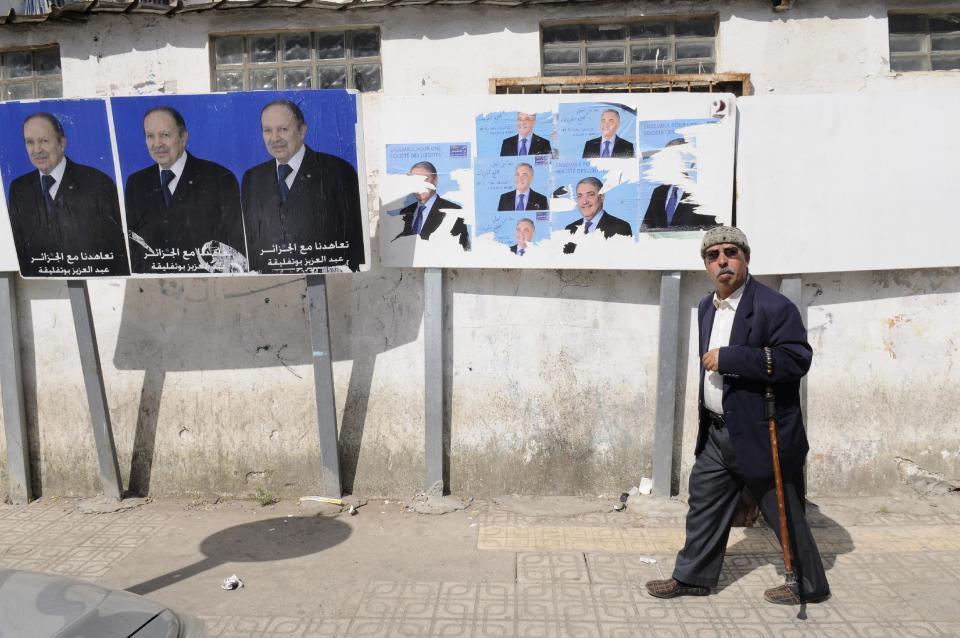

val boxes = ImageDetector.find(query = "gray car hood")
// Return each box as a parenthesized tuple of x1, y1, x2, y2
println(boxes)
(0, 569, 179, 638)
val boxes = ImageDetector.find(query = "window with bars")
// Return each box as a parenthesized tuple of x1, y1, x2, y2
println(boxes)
(542, 17, 717, 77)
(211, 29, 382, 93)
(888, 13, 960, 72)
(0, 46, 62, 101)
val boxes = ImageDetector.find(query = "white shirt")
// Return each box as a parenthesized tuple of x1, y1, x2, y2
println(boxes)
(703, 276, 748, 414)
(276, 143, 306, 189)
(159, 151, 188, 194)
(40, 156, 67, 200)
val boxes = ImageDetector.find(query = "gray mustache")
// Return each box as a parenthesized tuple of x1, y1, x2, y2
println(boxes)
(717, 266, 735, 276)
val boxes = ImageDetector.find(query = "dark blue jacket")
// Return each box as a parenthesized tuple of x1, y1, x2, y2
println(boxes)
(697, 276, 812, 479)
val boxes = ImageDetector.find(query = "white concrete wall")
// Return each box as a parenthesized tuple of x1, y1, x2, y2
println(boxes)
(1, 0, 958, 499)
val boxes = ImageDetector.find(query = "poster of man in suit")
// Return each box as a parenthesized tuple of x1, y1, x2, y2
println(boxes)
(475, 110, 553, 159)
(639, 119, 722, 233)
(562, 176, 634, 254)
(496, 162, 550, 212)
(557, 102, 637, 160)
(0, 101, 129, 278)
(384, 142, 472, 251)
(499, 112, 553, 157)
(113, 101, 247, 274)
(111, 90, 369, 276)
(242, 98, 366, 273)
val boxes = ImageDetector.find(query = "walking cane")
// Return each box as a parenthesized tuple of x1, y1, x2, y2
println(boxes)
(763, 348, 799, 593)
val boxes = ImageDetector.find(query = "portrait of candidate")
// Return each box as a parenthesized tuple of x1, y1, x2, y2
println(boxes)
(641, 139, 718, 231)
(242, 99, 365, 273)
(496, 162, 549, 212)
(510, 217, 535, 256)
(582, 109, 635, 159)
(500, 112, 552, 157)
(394, 160, 470, 250)
(124, 105, 246, 273)
(7, 112, 129, 277)
(564, 176, 633, 239)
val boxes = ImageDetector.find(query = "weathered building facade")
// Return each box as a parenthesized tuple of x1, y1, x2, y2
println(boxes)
(1, 0, 958, 500)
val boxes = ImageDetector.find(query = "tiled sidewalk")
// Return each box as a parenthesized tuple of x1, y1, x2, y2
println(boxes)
(2, 495, 959, 637)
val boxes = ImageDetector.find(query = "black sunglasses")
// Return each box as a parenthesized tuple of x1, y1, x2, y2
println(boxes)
(704, 246, 741, 262)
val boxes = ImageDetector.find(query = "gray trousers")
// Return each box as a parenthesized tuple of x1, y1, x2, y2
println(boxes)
(672, 420, 830, 598)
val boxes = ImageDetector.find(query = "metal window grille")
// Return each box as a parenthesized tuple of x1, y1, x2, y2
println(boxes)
(211, 29, 382, 93)
(0, 46, 63, 101)
(889, 13, 960, 72)
(541, 17, 717, 78)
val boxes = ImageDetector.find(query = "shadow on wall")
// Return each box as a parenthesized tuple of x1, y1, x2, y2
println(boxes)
(9, 221, 424, 498)
(107, 218, 425, 497)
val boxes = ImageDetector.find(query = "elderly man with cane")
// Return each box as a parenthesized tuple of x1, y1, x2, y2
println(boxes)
(646, 226, 830, 606)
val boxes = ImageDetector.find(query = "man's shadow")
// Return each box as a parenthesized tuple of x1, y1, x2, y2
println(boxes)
(716, 500, 854, 591)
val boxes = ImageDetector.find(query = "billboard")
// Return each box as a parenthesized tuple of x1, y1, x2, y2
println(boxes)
(0, 90, 370, 278)
(379, 94, 736, 270)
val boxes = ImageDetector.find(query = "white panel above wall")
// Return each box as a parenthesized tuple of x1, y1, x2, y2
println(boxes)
(736, 92, 960, 275)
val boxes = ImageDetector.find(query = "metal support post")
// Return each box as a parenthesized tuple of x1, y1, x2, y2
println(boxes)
(779, 275, 807, 420)
(306, 274, 342, 497)
(0, 273, 31, 504)
(67, 280, 122, 500)
(423, 268, 444, 493)
(652, 271, 682, 498)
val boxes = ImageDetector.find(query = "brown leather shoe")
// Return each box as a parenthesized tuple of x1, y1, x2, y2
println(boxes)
(645, 578, 709, 599)
(764, 584, 831, 605)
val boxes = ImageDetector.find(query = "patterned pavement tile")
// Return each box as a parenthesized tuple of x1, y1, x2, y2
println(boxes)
(895, 582, 960, 622)
(560, 620, 603, 638)
(355, 582, 440, 620)
(516, 619, 561, 637)
(682, 621, 770, 637)
(302, 618, 352, 638)
(346, 617, 432, 637)
(429, 618, 473, 638)
(626, 623, 686, 637)
(555, 583, 599, 624)
(752, 599, 846, 624)
(517, 582, 557, 620)
(584, 553, 661, 584)
(766, 622, 857, 637)
(846, 622, 943, 637)
(201, 615, 309, 637)
(0, 502, 173, 579)
(475, 618, 514, 638)
(518, 553, 589, 583)
(436, 583, 478, 620)
(476, 582, 515, 622)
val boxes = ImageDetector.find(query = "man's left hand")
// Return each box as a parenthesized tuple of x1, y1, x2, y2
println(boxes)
(702, 349, 721, 372)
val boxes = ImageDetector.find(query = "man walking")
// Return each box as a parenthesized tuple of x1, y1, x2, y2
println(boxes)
(646, 226, 830, 605)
